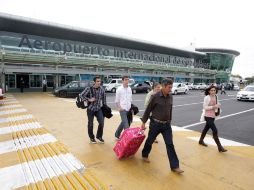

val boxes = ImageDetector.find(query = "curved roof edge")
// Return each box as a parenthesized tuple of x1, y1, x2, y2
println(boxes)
(195, 48, 240, 56)
(0, 12, 206, 58)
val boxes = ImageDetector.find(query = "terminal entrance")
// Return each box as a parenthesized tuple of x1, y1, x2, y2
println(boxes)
(16, 74, 29, 88)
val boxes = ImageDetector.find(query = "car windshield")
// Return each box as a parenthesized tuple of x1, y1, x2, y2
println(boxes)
(244, 86, 254, 91)
(173, 83, 180, 87)
(131, 83, 139, 87)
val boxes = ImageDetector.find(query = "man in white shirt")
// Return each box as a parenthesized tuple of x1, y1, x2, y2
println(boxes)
(42, 78, 47, 92)
(115, 76, 132, 139)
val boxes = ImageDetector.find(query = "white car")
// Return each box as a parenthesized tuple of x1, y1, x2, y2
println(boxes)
(236, 85, 254, 101)
(184, 82, 194, 90)
(172, 83, 189, 95)
(103, 78, 135, 92)
(233, 84, 240, 91)
(193, 83, 207, 90)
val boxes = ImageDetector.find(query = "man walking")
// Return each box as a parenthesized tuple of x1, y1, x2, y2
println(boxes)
(141, 78, 184, 174)
(115, 76, 132, 140)
(80, 76, 106, 144)
(42, 78, 47, 92)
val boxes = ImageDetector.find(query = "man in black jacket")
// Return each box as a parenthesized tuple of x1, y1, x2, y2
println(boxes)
(141, 78, 184, 174)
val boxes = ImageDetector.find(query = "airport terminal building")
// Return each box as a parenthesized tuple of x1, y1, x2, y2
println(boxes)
(0, 13, 240, 91)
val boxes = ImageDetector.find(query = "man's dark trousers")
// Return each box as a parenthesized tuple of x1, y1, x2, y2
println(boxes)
(142, 119, 179, 169)
(87, 109, 104, 139)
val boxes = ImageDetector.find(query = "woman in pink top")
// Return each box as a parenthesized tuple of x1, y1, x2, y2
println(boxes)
(199, 85, 227, 152)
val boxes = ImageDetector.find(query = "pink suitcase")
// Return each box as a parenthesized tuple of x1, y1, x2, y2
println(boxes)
(113, 127, 145, 159)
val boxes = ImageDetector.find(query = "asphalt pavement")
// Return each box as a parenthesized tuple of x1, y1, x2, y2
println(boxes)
(106, 90, 254, 145)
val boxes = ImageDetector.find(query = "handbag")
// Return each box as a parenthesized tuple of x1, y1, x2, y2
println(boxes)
(215, 95, 220, 116)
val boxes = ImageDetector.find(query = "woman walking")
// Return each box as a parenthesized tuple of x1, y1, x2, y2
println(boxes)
(199, 85, 227, 152)
(144, 82, 161, 143)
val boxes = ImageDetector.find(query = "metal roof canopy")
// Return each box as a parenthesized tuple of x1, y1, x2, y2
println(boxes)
(0, 13, 205, 58)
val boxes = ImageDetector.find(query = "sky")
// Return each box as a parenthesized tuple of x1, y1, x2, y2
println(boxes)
(0, 0, 253, 78)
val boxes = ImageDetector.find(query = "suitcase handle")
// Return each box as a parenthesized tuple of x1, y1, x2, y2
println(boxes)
(137, 128, 145, 135)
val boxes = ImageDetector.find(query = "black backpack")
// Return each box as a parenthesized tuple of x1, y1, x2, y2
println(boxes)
(76, 87, 93, 109)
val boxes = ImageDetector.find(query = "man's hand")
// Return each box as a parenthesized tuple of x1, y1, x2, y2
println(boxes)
(141, 123, 146, 130)
(88, 97, 95, 102)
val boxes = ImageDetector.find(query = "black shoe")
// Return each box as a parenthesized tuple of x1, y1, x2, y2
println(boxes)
(219, 147, 227, 152)
(90, 138, 97, 144)
(199, 141, 208, 147)
(96, 137, 105, 144)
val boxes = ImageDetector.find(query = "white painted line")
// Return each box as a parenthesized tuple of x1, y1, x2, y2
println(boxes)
(0, 122, 41, 135)
(182, 107, 254, 129)
(0, 154, 85, 190)
(0, 100, 19, 104)
(1, 98, 16, 102)
(188, 137, 250, 146)
(228, 95, 235, 97)
(173, 98, 235, 108)
(132, 117, 141, 122)
(61, 99, 75, 103)
(0, 133, 57, 155)
(171, 125, 191, 132)
(0, 108, 27, 116)
(0, 114, 33, 124)
(0, 104, 22, 110)
(112, 111, 119, 115)
(139, 98, 235, 111)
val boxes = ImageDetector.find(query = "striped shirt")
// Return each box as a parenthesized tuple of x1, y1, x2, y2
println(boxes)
(80, 86, 106, 112)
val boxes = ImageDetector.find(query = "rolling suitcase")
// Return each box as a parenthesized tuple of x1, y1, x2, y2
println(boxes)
(113, 127, 145, 159)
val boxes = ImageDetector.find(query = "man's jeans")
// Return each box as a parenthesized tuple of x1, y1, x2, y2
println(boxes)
(87, 109, 104, 139)
(142, 119, 179, 169)
(115, 110, 129, 138)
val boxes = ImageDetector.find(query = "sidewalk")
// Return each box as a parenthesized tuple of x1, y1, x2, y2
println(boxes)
(1, 92, 254, 190)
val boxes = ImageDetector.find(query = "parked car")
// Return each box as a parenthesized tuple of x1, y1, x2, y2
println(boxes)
(130, 82, 152, 94)
(53, 81, 93, 97)
(144, 80, 153, 87)
(103, 78, 135, 93)
(193, 83, 207, 90)
(233, 84, 240, 91)
(236, 85, 254, 101)
(184, 82, 194, 90)
(172, 83, 189, 95)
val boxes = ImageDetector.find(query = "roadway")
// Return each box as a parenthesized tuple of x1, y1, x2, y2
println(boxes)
(106, 90, 254, 146)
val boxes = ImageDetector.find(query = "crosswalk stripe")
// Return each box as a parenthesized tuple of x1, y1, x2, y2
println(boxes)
(0, 114, 33, 124)
(0, 108, 27, 116)
(0, 133, 57, 155)
(0, 104, 22, 110)
(0, 154, 85, 190)
(0, 122, 41, 135)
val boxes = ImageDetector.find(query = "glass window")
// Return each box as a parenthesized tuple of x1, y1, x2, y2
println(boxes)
(5, 74, 16, 88)
(46, 75, 54, 87)
(30, 75, 42, 87)
(66, 76, 75, 84)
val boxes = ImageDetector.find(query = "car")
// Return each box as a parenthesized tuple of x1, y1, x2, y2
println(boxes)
(233, 84, 240, 91)
(184, 82, 194, 90)
(193, 83, 207, 90)
(103, 78, 135, 93)
(130, 82, 152, 94)
(53, 81, 93, 97)
(172, 83, 189, 95)
(236, 85, 254, 101)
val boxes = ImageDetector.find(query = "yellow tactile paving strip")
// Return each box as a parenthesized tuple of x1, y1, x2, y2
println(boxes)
(0, 95, 106, 190)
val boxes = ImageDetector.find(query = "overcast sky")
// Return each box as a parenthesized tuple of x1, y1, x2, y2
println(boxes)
(0, 0, 253, 78)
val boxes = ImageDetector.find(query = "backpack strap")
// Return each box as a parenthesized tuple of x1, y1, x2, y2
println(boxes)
(90, 86, 94, 97)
